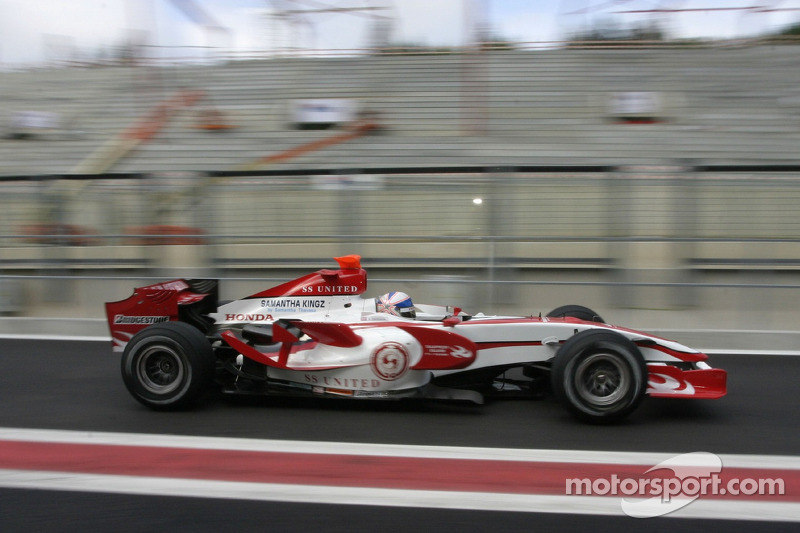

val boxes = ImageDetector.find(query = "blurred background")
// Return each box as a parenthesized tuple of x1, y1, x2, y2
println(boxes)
(1, 0, 800, 349)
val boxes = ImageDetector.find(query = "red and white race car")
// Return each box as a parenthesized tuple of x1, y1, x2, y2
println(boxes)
(106, 255, 726, 423)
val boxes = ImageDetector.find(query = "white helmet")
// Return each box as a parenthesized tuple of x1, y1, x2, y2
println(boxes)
(377, 291, 416, 318)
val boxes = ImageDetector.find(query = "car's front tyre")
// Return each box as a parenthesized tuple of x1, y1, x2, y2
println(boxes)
(121, 321, 214, 410)
(551, 329, 647, 423)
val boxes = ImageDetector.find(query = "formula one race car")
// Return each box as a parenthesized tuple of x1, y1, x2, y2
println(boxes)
(106, 255, 727, 423)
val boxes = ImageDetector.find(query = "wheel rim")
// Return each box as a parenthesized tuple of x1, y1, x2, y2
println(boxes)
(136, 345, 185, 395)
(573, 352, 630, 408)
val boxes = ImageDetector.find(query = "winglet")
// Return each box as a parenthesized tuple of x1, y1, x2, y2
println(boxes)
(334, 255, 361, 270)
(290, 321, 363, 348)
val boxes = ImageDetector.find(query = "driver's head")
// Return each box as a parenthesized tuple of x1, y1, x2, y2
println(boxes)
(377, 291, 416, 318)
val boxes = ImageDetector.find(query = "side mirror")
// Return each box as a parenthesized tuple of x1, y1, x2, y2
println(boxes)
(443, 316, 461, 327)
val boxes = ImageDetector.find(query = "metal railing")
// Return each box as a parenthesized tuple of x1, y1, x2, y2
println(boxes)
(3, 165, 800, 246)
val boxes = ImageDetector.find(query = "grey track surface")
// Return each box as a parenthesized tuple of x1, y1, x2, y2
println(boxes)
(1, 339, 797, 454)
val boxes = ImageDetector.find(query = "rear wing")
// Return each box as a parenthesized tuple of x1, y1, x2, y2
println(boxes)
(105, 279, 218, 351)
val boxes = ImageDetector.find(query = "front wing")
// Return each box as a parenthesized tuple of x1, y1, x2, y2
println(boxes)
(646, 362, 727, 399)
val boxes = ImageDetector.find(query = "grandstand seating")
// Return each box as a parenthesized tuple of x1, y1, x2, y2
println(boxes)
(2, 46, 800, 176)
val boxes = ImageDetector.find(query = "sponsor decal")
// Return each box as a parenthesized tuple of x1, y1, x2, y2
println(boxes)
(301, 285, 360, 294)
(304, 374, 381, 389)
(114, 315, 169, 325)
(111, 331, 135, 351)
(260, 299, 327, 313)
(648, 373, 695, 395)
(424, 344, 474, 358)
(450, 345, 474, 358)
(224, 313, 275, 322)
(370, 342, 410, 381)
(148, 280, 189, 291)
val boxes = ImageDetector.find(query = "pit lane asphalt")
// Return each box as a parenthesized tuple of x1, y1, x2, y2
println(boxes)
(0, 339, 798, 454)
(0, 339, 798, 532)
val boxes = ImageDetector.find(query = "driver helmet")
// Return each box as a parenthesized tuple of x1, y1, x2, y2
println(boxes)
(377, 291, 416, 318)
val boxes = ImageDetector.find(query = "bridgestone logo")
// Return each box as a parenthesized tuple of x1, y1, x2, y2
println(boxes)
(114, 315, 170, 325)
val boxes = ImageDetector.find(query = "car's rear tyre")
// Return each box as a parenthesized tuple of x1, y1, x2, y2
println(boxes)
(551, 330, 647, 423)
(547, 304, 604, 324)
(121, 321, 215, 410)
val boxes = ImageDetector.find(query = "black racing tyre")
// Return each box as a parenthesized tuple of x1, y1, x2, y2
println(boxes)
(121, 321, 215, 410)
(546, 304, 605, 324)
(551, 329, 647, 423)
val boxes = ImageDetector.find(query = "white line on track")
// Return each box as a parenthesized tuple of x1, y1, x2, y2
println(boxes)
(0, 427, 798, 522)
(2, 427, 799, 469)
